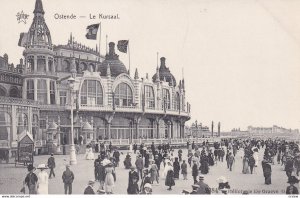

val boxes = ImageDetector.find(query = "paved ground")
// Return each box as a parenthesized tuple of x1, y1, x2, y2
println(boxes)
(0, 147, 292, 194)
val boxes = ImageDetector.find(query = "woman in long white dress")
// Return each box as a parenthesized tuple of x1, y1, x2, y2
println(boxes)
(104, 163, 115, 194)
(36, 164, 49, 194)
(86, 145, 95, 160)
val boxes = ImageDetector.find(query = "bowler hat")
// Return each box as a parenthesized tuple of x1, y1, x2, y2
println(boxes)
(199, 175, 204, 180)
(288, 176, 299, 184)
(27, 164, 35, 172)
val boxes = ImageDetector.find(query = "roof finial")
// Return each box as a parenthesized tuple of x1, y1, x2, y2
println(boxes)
(134, 68, 139, 80)
(33, 0, 45, 15)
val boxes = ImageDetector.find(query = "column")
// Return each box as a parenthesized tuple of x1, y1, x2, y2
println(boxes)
(27, 107, 32, 134)
(46, 79, 50, 104)
(34, 79, 38, 101)
(135, 122, 139, 139)
(11, 106, 17, 142)
(167, 121, 171, 142)
(107, 123, 111, 140)
(22, 79, 27, 99)
(34, 56, 37, 72)
(155, 117, 160, 139)
(45, 56, 49, 72)
(55, 81, 59, 105)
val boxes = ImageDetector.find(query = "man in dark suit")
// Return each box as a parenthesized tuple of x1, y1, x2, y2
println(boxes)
(84, 180, 95, 194)
(47, 153, 56, 178)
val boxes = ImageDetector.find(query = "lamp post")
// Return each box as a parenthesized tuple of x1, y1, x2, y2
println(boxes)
(68, 77, 77, 165)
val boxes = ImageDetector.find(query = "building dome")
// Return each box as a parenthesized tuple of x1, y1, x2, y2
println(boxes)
(152, 57, 176, 86)
(99, 42, 128, 76)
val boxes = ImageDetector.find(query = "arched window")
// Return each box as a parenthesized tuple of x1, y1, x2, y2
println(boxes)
(17, 113, 28, 134)
(62, 60, 70, 72)
(9, 87, 19, 98)
(27, 80, 34, 100)
(0, 112, 11, 140)
(114, 83, 133, 107)
(0, 86, 6, 97)
(144, 85, 155, 109)
(81, 80, 103, 106)
(78, 62, 87, 73)
(37, 79, 47, 104)
(162, 88, 170, 110)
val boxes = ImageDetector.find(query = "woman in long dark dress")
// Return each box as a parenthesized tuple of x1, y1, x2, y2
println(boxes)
(165, 162, 175, 190)
(262, 159, 272, 185)
(124, 153, 132, 169)
(173, 157, 180, 179)
(200, 155, 209, 174)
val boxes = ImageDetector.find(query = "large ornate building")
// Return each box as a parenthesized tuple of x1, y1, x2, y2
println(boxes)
(0, 0, 191, 155)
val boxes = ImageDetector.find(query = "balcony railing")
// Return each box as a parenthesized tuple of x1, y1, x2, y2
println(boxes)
(0, 96, 39, 107)
(77, 104, 191, 117)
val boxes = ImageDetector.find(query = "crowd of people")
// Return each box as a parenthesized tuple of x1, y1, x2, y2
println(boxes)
(22, 138, 300, 194)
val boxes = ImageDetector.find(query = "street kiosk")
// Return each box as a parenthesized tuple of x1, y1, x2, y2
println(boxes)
(15, 131, 34, 167)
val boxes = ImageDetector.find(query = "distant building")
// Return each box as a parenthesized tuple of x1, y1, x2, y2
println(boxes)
(248, 125, 299, 134)
(187, 121, 212, 138)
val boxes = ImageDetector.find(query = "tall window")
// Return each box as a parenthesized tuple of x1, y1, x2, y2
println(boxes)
(175, 92, 180, 110)
(37, 79, 47, 104)
(50, 81, 55, 104)
(48, 57, 54, 72)
(27, 56, 34, 72)
(0, 112, 11, 140)
(80, 80, 103, 106)
(144, 85, 155, 109)
(37, 56, 46, 72)
(162, 89, 170, 110)
(114, 83, 133, 107)
(60, 91, 67, 106)
(17, 113, 28, 134)
(27, 80, 34, 100)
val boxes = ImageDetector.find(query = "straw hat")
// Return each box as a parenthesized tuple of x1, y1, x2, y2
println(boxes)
(88, 180, 95, 185)
(192, 184, 200, 188)
(37, 164, 48, 169)
(216, 176, 227, 183)
(144, 183, 152, 189)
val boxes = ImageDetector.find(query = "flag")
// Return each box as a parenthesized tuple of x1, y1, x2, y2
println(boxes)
(85, 24, 100, 40)
(117, 40, 129, 53)
(18, 32, 28, 47)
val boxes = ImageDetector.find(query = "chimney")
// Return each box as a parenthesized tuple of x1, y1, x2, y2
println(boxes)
(109, 42, 116, 56)
(160, 57, 166, 68)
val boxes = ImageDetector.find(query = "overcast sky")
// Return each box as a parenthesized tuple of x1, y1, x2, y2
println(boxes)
(0, 0, 300, 131)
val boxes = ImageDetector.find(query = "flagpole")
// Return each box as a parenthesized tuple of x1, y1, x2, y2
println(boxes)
(99, 23, 101, 61)
(128, 40, 131, 76)
(106, 35, 108, 55)
(157, 52, 159, 68)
